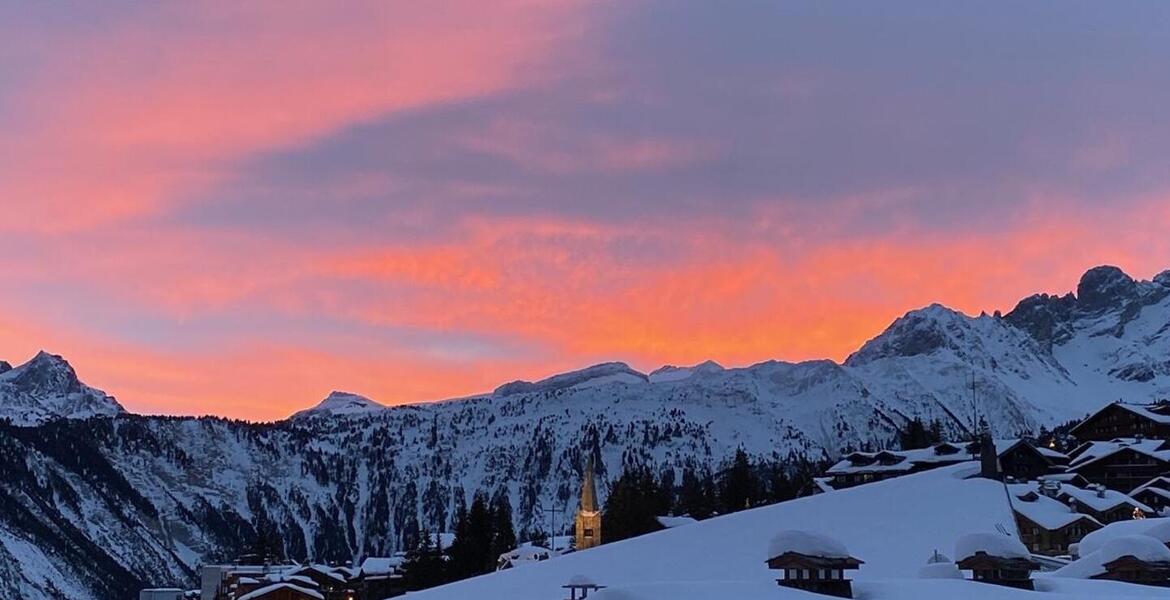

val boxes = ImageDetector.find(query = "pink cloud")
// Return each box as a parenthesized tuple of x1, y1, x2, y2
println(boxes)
(0, 0, 587, 232)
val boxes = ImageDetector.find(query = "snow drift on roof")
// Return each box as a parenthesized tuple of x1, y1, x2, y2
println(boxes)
(1077, 517, 1170, 556)
(766, 530, 851, 560)
(954, 533, 1030, 562)
(1054, 535, 1170, 579)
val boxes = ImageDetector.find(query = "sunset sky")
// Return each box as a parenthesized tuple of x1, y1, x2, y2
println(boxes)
(2, 2, 1169, 420)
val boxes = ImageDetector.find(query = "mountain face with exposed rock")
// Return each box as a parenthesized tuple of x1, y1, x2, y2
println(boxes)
(0, 351, 123, 425)
(1, 265, 1168, 599)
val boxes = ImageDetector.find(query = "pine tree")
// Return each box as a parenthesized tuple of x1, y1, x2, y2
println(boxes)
(402, 528, 447, 590)
(899, 417, 932, 450)
(489, 492, 516, 560)
(676, 467, 713, 519)
(719, 448, 759, 512)
(466, 491, 495, 574)
(602, 465, 669, 543)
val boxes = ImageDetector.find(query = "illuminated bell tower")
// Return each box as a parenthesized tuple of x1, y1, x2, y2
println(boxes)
(574, 457, 602, 550)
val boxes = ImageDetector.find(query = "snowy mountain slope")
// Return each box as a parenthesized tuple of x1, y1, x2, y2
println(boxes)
(290, 391, 386, 419)
(2, 265, 1170, 599)
(409, 464, 1166, 600)
(0, 351, 123, 425)
(404, 464, 1046, 599)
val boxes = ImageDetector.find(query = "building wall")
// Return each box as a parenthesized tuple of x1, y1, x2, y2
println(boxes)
(575, 510, 602, 550)
(1000, 446, 1055, 482)
(1014, 514, 1097, 555)
(1072, 451, 1170, 493)
(1072, 405, 1170, 441)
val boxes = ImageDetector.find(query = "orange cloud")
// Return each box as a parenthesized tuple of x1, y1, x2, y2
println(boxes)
(3, 3, 1170, 421)
(0, 0, 587, 232)
(0, 196, 1166, 420)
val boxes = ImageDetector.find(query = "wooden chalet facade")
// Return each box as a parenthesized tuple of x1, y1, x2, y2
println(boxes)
(1015, 511, 1099, 556)
(351, 558, 405, 600)
(1067, 439, 1170, 493)
(1070, 402, 1170, 442)
(955, 552, 1040, 590)
(996, 440, 1069, 482)
(825, 443, 969, 489)
(1091, 555, 1170, 587)
(766, 551, 863, 598)
(1130, 476, 1170, 516)
(287, 567, 351, 600)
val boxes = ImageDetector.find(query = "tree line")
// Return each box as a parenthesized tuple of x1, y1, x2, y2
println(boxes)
(401, 490, 516, 590)
(601, 449, 827, 543)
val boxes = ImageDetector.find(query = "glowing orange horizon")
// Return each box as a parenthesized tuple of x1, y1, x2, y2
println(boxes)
(3, 2, 1169, 421)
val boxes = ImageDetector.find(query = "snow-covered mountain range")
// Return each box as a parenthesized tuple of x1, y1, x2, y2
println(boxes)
(1, 265, 1168, 599)
(0, 350, 123, 425)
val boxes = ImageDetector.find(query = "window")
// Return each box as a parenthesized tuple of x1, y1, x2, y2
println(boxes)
(583, 528, 594, 537)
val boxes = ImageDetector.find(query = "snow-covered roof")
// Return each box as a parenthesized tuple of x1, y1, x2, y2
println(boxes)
(766, 530, 852, 560)
(1054, 535, 1170, 579)
(954, 532, 1030, 561)
(263, 573, 317, 587)
(991, 438, 1066, 461)
(1114, 402, 1170, 425)
(1077, 517, 1170, 557)
(812, 477, 836, 493)
(567, 574, 597, 586)
(501, 545, 552, 563)
(918, 562, 962, 579)
(1133, 476, 1170, 495)
(1038, 473, 1085, 483)
(1007, 483, 1101, 531)
(360, 556, 405, 576)
(1059, 483, 1152, 514)
(291, 564, 347, 582)
(1067, 438, 1170, 470)
(656, 515, 698, 529)
(827, 444, 972, 475)
(236, 583, 325, 600)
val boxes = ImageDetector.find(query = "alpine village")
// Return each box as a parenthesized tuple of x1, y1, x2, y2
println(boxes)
(138, 399, 1170, 600)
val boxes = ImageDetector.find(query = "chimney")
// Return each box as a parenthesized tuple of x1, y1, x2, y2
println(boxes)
(1096, 485, 1106, 499)
(979, 433, 1000, 481)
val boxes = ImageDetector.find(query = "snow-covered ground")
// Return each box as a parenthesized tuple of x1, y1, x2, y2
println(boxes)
(408, 463, 1166, 600)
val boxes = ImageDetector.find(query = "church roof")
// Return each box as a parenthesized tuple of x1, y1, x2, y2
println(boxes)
(581, 457, 599, 513)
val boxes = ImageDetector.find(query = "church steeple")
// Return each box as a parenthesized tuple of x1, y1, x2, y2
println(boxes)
(574, 456, 602, 550)
(580, 456, 599, 513)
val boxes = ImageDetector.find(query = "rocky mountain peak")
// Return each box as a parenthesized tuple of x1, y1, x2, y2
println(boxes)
(0, 351, 123, 424)
(1076, 265, 1138, 311)
(844, 303, 974, 366)
(4, 351, 85, 395)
